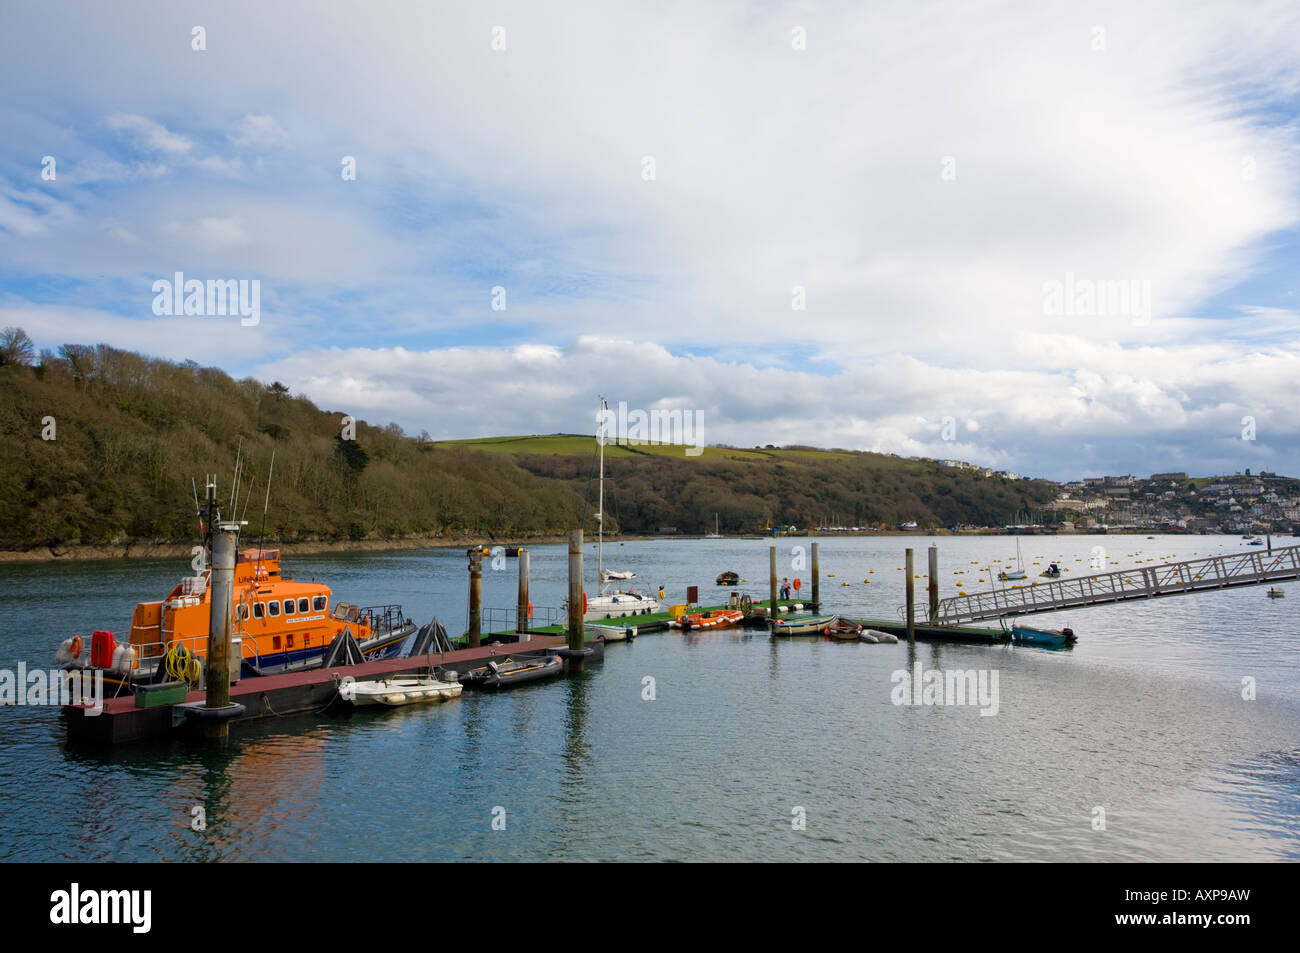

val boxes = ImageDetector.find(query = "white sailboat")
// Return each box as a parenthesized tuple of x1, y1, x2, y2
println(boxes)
(999, 537, 1028, 581)
(585, 397, 659, 622)
(706, 513, 721, 538)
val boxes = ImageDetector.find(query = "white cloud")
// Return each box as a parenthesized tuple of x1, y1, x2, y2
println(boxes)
(8, 304, 284, 362)
(165, 216, 251, 249)
(105, 114, 193, 156)
(256, 333, 1300, 479)
(229, 114, 288, 151)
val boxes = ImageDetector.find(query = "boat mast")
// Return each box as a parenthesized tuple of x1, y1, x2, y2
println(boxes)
(597, 396, 605, 584)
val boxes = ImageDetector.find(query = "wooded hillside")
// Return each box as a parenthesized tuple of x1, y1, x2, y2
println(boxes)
(0, 332, 1056, 548)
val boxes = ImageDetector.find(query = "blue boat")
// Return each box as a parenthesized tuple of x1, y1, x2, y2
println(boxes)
(1008, 623, 1076, 647)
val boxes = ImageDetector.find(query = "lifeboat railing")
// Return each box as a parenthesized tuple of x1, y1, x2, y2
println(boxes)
(130, 632, 265, 675)
(356, 605, 410, 636)
(128, 633, 210, 679)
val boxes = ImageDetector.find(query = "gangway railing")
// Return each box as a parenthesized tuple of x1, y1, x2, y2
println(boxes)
(481, 605, 562, 634)
(928, 544, 1300, 626)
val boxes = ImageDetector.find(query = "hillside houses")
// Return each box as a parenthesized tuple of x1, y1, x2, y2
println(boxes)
(1046, 471, 1300, 533)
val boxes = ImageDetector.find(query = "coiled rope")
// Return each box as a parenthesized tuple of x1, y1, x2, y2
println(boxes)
(164, 644, 203, 687)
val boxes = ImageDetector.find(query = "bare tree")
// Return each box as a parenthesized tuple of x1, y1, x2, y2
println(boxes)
(0, 327, 34, 366)
(58, 343, 95, 386)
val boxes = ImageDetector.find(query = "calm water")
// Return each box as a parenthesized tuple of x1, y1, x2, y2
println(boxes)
(1, 534, 1297, 861)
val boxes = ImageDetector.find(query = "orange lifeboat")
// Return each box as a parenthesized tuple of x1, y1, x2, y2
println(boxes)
(672, 608, 744, 631)
(78, 548, 414, 684)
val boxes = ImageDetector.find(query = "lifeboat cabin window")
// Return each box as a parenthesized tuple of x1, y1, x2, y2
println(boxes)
(234, 604, 248, 621)
(283, 599, 295, 615)
(312, 596, 327, 612)
(253, 602, 264, 619)
(298, 597, 310, 613)
(268, 601, 280, 617)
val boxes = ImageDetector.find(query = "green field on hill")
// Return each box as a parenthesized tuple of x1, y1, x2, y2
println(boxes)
(431, 434, 858, 463)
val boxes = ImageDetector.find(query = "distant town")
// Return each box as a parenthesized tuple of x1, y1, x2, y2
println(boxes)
(879, 463, 1300, 535)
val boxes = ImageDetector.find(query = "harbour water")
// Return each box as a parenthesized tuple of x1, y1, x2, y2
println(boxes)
(1, 534, 1297, 861)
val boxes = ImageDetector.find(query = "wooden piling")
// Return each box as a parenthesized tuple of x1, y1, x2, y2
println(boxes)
(769, 545, 778, 616)
(905, 547, 915, 643)
(811, 541, 820, 608)
(467, 547, 482, 649)
(927, 545, 939, 622)
(516, 547, 530, 638)
(204, 523, 237, 740)
(567, 529, 584, 651)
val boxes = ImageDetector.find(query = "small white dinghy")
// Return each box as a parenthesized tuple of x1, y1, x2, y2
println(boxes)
(343, 675, 463, 707)
(860, 629, 899, 644)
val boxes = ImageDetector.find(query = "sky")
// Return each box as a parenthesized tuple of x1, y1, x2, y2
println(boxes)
(1, 0, 1298, 481)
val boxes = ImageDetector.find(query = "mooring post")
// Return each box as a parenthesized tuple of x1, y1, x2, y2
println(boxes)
(811, 541, 820, 609)
(927, 544, 939, 622)
(769, 545, 778, 617)
(204, 521, 238, 740)
(516, 547, 530, 639)
(567, 529, 584, 652)
(905, 547, 916, 643)
(467, 547, 482, 649)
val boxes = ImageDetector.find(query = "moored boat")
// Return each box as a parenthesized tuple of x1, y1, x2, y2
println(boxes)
(999, 538, 1029, 580)
(769, 614, 838, 636)
(672, 608, 744, 631)
(583, 398, 660, 621)
(457, 653, 564, 690)
(343, 675, 462, 707)
(586, 621, 637, 642)
(1008, 623, 1077, 646)
(860, 629, 899, 643)
(1267, 587, 1285, 599)
(823, 616, 863, 640)
(585, 589, 660, 621)
(716, 571, 740, 586)
(57, 545, 415, 689)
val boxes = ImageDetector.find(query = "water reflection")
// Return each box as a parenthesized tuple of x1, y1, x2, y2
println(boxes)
(559, 671, 591, 791)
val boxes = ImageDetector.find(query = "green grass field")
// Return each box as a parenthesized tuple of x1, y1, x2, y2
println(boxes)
(430, 433, 862, 463)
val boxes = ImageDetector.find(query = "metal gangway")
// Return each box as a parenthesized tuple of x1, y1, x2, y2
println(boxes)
(931, 543, 1300, 626)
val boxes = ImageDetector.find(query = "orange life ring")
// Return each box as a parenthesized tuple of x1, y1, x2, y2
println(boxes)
(70, 635, 82, 659)
(527, 602, 534, 619)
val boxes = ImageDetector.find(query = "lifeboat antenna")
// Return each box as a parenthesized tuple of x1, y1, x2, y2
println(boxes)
(191, 476, 202, 538)
(255, 451, 276, 577)
(229, 437, 244, 518)
(203, 475, 217, 567)
(240, 469, 256, 524)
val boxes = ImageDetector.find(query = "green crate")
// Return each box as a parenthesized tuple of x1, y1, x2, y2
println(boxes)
(134, 681, 190, 708)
